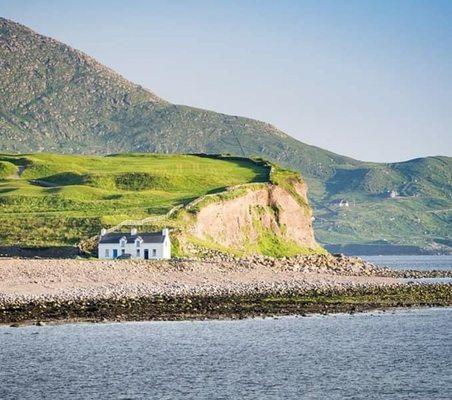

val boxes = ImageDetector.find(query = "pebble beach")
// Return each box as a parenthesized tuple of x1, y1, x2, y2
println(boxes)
(1, 254, 451, 324)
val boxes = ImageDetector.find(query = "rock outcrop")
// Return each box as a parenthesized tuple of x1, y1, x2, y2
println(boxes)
(191, 184, 315, 250)
(176, 170, 321, 257)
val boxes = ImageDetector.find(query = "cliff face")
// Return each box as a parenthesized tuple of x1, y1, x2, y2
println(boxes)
(179, 177, 320, 257)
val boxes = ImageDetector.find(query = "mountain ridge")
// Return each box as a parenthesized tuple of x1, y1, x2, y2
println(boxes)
(1, 17, 450, 254)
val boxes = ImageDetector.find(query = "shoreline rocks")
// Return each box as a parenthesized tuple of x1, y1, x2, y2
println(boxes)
(1, 284, 450, 325)
(0, 254, 450, 324)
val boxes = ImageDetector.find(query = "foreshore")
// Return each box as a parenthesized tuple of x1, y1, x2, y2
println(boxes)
(1, 254, 451, 325)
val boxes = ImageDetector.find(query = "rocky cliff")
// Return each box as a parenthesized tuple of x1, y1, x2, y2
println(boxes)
(175, 169, 322, 257)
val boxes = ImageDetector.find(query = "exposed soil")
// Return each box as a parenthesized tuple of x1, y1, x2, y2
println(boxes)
(188, 182, 316, 251)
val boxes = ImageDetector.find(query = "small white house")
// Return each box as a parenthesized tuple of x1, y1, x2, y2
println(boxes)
(338, 199, 350, 208)
(98, 228, 171, 260)
(388, 190, 398, 198)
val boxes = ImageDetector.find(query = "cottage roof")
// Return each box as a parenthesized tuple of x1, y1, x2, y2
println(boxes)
(99, 232, 166, 244)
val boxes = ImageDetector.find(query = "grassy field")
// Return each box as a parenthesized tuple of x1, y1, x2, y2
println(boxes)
(0, 153, 269, 247)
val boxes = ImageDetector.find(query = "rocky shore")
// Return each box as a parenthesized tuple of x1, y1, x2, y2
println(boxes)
(0, 254, 450, 325)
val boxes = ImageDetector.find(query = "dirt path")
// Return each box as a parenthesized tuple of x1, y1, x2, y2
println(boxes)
(10, 165, 26, 179)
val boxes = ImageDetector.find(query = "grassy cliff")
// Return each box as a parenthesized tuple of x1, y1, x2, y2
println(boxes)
(0, 153, 267, 247)
(0, 153, 320, 257)
(170, 162, 321, 257)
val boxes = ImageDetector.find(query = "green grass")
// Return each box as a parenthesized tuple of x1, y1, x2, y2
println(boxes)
(0, 160, 17, 179)
(245, 205, 323, 257)
(0, 153, 269, 246)
(250, 217, 322, 258)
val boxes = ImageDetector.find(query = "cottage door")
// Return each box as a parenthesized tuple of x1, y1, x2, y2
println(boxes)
(113, 249, 118, 258)
(144, 249, 149, 260)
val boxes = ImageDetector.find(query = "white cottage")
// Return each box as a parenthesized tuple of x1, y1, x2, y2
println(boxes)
(98, 228, 171, 260)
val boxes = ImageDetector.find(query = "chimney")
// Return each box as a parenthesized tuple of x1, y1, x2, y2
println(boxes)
(131, 227, 138, 236)
(162, 228, 169, 237)
(100, 228, 107, 236)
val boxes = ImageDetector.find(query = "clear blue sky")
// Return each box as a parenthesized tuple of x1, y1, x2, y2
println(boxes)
(2, 0, 451, 162)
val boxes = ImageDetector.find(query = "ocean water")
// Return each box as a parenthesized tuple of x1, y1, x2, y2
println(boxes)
(363, 255, 452, 283)
(362, 255, 452, 271)
(1, 308, 451, 400)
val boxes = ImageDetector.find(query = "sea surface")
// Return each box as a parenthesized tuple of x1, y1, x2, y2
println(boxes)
(362, 254, 452, 271)
(1, 309, 451, 399)
(1, 255, 451, 400)
(363, 255, 452, 284)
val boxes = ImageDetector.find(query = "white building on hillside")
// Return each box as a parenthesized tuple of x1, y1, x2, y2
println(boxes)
(98, 228, 171, 260)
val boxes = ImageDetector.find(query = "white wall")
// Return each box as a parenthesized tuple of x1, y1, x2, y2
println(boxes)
(162, 235, 171, 259)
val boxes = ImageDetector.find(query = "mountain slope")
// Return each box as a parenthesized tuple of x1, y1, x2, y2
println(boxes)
(1, 17, 450, 254)
(0, 18, 356, 171)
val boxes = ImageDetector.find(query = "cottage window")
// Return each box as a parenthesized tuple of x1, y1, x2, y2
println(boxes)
(136, 240, 140, 248)
(152, 249, 157, 257)
(136, 249, 140, 257)
(120, 239, 126, 248)
(105, 249, 110, 258)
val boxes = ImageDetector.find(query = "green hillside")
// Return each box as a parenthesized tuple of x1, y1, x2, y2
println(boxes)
(0, 17, 451, 253)
(0, 153, 269, 247)
(313, 157, 452, 253)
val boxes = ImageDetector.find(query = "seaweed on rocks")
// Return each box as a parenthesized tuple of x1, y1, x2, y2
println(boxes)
(1, 284, 450, 325)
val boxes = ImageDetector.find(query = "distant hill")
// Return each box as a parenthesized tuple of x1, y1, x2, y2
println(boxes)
(313, 156, 452, 254)
(0, 17, 450, 254)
